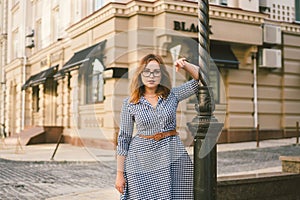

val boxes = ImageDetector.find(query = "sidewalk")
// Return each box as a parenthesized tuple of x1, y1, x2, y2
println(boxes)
(0, 137, 298, 200)
(0, 142, 116, 162)
(1, 137, 298, 162)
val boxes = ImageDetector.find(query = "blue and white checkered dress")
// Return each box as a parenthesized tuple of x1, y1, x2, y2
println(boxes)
(117, 79, 199, 200)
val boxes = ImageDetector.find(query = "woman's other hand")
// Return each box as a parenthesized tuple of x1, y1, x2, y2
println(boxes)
(115, 171, 126, 194)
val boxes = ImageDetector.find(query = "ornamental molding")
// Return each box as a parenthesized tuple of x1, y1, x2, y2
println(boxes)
(209, 6, 266, 24)
(66, 0, 300, 39)
(281, 23, 300, 35)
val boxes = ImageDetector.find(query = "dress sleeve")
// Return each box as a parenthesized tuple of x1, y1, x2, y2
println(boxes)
(117, 98, 135, 156)
(172, 79, 199, 102)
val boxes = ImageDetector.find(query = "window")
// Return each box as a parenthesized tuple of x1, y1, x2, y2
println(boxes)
(35, 20, 42, 50)
(209, 0, 227, 6)
(86, 58, 105, 103)
(94, 0, 104, 11)
(74, 0, 82, 22)
(32, 86, 40, 112)
(11, 0, 19, 7)
(52, 7, 60, 41)
(208, 68, 220, 104)
(12, 29, 19, 59)
(296, 0, 300, 22)
(209, 0, 218, 4)
(220, 0, 227, 6)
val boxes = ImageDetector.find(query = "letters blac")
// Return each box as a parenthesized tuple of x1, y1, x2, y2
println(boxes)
(173, 21, 199, 33)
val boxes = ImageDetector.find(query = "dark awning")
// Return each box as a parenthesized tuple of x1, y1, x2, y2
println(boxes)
(54, 40, 106, 79)
(210, 44, 239, 69)
(22, 65, 58, 90)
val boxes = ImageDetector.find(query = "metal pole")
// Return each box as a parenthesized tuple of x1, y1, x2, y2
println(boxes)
(296, 121, 299, 145)
(51, 133, 64, 160)
(256, 124, 260, 148)
(187, 1, 223, 199)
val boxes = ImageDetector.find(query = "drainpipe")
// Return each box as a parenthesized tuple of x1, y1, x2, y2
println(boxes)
(253, 53, 258, 128)
(21, 0, 27, 131)
(2, 0, 8, 137)
(21, 56, 26, 130)
(1, 76, 6, 137)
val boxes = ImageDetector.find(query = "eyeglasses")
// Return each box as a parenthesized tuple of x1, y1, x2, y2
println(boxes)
(142, 69, 161, 77)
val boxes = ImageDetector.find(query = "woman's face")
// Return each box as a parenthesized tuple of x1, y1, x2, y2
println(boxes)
(141, 60, 161, 90)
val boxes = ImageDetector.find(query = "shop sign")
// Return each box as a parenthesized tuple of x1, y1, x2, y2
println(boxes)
(173, 21, 198, 33)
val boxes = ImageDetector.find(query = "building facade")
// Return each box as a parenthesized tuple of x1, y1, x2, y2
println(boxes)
(0, 0, 300, 148)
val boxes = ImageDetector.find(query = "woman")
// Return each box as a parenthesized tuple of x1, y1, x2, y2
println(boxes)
(115, 54, 199, 199)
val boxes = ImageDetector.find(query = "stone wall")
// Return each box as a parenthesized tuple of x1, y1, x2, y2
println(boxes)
(280, 156, 300, 174)
(217, 172, 300, 200)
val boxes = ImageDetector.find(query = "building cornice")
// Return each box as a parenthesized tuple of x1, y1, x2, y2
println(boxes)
(209, 5, 266, 25)
(28, 40, 66, 67)
(5, 58, 24, 73)
(66, 0, 300, 39)
(281, 22, 300, 35)
(263, 19, 300, 35)
(66, 2, 128, 39)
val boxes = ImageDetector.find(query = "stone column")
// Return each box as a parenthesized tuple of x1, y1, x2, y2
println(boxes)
(16, 83, 22, 134)
(103, 78, 129, 143)
(38, 84, 45, 126)
(56, 78, 64, 126)
(63, 75, 70, 128)
(4, 83, 10, 136)
(69, 70, 80, 130)
(27, 87, 33, 126)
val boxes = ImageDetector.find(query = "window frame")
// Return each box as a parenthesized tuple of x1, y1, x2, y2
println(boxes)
(94, 0, 104, 11)
(12, 29, 19, 60)
(84, 57, 105, 104)
(32, 86, 40, 112)
(296, 0, 300, 22)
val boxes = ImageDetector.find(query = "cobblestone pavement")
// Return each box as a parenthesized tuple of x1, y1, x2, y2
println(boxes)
(0, 160, 116, 200)
(217, 144, 300, 176)
(0, 144, 299, 199)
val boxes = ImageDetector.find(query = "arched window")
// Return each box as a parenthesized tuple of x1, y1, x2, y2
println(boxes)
(85, 58, 105, 103)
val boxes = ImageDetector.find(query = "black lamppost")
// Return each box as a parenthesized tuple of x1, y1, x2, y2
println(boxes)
(187, 1, 223, 199)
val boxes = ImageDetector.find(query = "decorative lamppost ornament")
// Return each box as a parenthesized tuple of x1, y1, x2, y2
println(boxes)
(187, 1, 224, 199)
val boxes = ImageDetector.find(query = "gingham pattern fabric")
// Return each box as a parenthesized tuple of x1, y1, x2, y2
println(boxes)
(117, 79, 199, 200)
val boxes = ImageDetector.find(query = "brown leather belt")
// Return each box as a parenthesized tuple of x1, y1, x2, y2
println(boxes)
(139, 130, 178, 141)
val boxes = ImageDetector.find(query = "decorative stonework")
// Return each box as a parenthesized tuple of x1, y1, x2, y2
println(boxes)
(209, 7, 265, 24)
(82, 117, 103, 128)
(281, 23, 300, 34)
(67, 0, 276, 39)
(66, 0, 300, 38)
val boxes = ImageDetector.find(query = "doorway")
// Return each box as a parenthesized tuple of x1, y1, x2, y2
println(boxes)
(44, 79, 57, 126)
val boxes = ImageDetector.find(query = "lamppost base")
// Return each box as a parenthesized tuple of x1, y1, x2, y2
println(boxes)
(188, 116, 223, 200)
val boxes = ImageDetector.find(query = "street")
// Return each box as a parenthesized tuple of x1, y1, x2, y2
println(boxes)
(0, 160, 116, 200)
(0, 143, 299, 199)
